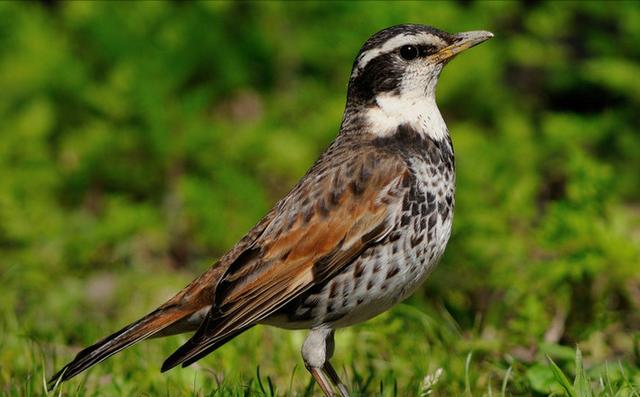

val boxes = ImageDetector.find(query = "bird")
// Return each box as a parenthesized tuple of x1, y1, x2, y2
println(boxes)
(48, 24, 493, 396)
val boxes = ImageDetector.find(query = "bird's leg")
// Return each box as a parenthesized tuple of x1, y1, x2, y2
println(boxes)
(322, 331, 350, 397)
(302, 328, 350, 397)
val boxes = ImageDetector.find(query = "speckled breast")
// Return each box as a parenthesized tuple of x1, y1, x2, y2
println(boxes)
(266, 133, 456, 330)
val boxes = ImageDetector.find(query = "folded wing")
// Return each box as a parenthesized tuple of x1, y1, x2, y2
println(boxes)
(162, 146, 409, 370)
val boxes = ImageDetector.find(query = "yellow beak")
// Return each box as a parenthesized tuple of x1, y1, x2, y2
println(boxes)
(435, 30, 494, 62)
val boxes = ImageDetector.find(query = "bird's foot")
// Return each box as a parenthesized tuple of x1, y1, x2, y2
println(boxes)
(324, 362, 350, 397)
(309, 366, 337, 397)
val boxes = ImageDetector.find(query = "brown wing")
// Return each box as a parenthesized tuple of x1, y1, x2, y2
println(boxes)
(162, 143, 409, 370)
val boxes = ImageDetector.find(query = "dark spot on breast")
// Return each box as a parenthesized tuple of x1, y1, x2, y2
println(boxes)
(438, 202, 450, 220)
(428, 213, 437, 229)
(372, 124, 455, 176)
(400, 214, 410, 226)
(426, 192, 435, 203)
(329, 282, 338, 299)
(427, 145, 440, 164)
(402, 194, 411, 211)
(367, 280, 375, 290)
(354, 262, 365, 278)
(410, 234, 424, 248)
(353, 273, 363, 290)
(373, 262, 381, 273)
(386, 266, 399, 279)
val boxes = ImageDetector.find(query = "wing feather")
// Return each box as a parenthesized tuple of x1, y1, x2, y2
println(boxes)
(162, 147, 408, 371)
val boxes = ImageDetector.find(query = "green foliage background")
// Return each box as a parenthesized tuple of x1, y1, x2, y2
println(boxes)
(1, 1, 639, 395)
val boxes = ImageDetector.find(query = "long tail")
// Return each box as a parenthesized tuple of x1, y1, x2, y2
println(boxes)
(47, 267, 224, 390)
(47, 304, 196, 389)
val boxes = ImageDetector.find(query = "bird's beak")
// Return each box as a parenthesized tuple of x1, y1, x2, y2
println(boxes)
(434, 30, 494, 62)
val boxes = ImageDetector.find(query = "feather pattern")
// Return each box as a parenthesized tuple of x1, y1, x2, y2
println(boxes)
(161, 139, 409, 370)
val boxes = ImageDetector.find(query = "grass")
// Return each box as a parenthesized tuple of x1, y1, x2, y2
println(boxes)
(2, 267, 639, 396)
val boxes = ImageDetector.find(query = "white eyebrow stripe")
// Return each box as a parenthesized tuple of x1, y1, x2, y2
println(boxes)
(352, 32, 447, 78)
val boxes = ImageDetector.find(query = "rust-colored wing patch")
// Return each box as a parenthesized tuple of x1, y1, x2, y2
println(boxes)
(162, 147, 408, 371)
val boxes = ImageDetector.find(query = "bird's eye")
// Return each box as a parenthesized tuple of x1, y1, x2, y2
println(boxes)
(400, 45, 419, 60)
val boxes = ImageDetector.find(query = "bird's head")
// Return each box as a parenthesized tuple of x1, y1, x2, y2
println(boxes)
(347, 24, 493, 105)
(343, 24, 493, 140)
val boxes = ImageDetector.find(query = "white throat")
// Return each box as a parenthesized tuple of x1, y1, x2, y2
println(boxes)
(365, 92, 448, 141)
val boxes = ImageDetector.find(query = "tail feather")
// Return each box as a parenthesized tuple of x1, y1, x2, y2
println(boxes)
(161, 326, 248, 372)
(48, 305, 192, 390)
(48, 265, 226, 389)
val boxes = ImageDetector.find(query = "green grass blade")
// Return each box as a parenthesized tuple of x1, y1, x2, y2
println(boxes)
(547, 354, 577, 397)
(573, 347, 592, 397)
(464, 351, 473, 396)
(501, 366, 512, 397)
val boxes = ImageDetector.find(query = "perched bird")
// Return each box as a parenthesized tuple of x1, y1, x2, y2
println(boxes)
(49, 24, 493, 396)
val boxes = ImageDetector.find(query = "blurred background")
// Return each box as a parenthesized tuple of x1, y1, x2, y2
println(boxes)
(1, 1, 639, 395)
